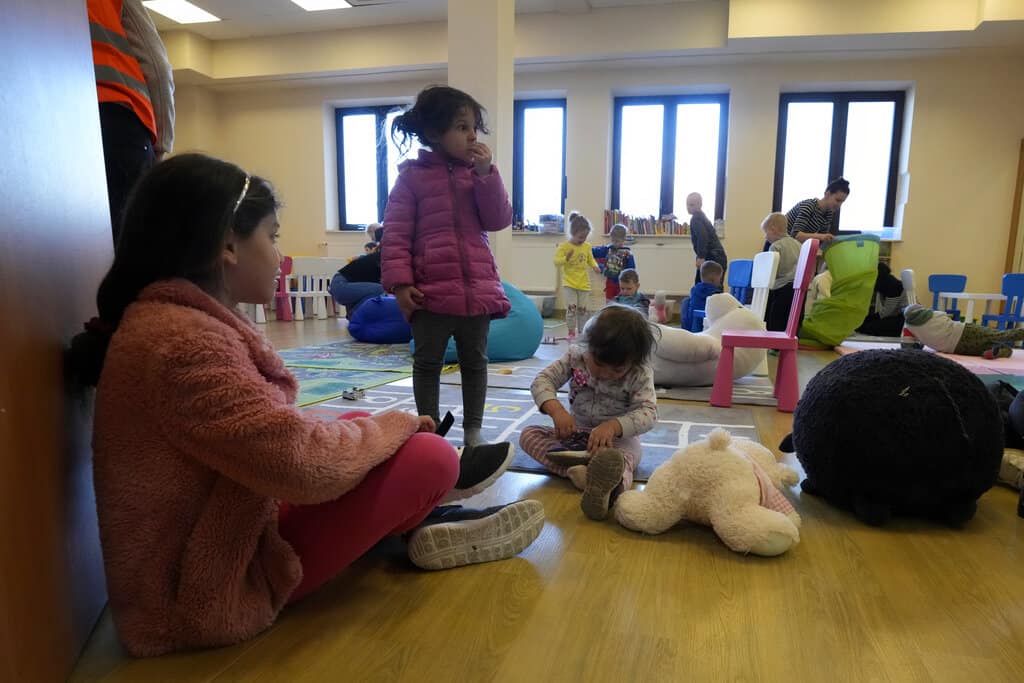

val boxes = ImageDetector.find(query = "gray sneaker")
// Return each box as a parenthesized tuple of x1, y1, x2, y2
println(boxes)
(580, 448, 626, 521)
(407, 499, 545, 570)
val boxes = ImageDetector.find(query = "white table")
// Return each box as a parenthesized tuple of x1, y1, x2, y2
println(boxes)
(937, 292, 1006, 323)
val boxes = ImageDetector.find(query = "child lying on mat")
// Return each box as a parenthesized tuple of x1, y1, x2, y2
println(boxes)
(519, 305, 658, 520)
(904, 304, 1024, 358)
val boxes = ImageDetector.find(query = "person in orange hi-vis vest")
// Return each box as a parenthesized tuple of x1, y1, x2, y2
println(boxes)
(88, 0, 174, 244)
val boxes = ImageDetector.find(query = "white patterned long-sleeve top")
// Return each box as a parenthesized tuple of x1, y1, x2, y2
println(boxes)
(530, 346, 658, 438)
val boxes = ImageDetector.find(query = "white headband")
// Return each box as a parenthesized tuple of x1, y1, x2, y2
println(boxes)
(233, 175, 251, 213)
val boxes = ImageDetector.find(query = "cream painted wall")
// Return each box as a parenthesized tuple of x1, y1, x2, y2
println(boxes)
(173, 85, 219, 155)
(174, 51, 1024, 294)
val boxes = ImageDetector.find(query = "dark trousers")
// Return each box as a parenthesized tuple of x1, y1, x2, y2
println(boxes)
(99, 103, 154, 245)
(857, 313, 905, 337)
(765, 284, 796, 332)
(410, 310, 490, 430)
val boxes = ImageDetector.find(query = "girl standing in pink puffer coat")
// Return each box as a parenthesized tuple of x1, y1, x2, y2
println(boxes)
(382, 85, 513, 450)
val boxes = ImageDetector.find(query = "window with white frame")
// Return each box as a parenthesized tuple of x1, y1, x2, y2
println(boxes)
(512, 99, 567, 227)
(334, 105, 423, 230)
(772, 91, 905, 230)
(611, 94, 729, 220)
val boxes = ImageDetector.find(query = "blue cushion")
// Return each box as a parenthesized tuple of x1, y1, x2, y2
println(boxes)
(410, 282, 544, 362)
(348, 295, 412, 343)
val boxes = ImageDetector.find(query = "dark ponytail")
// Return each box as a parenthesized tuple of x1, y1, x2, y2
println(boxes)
(390, 85, 488, 156)
(67, 153, 279, 386)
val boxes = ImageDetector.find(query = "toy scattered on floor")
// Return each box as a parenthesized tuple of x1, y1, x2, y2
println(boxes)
(647, 290, 669, 324)
(341, 388, 365, 400)
(498, 368, 514, 375)
(902, 303, 1024, 357)
(615, 428, 801, 556)
(782, 349, 1003, 526)
(650, 293, 765, 387)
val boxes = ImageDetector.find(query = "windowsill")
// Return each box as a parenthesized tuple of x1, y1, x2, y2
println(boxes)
(854, 227, 902, 242)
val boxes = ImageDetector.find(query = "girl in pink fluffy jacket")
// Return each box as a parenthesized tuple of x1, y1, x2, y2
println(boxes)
(69, 154, 543, 657)
(382, 85, 513, 449)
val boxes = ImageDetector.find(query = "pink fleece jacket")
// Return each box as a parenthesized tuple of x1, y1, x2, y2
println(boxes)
(380, 149, 512, 319)
(92, 279, 420, 656)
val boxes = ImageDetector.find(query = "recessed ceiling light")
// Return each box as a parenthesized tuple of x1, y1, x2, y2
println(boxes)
(142, 0, 220, 24)
(290, 1, 354, 10)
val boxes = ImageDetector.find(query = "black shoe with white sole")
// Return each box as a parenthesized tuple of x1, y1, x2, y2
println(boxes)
(407, 499, 545, 570)
(443, 441, 515, 502)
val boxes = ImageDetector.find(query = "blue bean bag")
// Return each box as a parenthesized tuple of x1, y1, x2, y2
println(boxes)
(347, 295, 412, 344)
(411, 282, 544, 362)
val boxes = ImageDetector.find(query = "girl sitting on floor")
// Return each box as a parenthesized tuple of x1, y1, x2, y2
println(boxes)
(68, 153, 543, 657)
(519, 305, 658, 521)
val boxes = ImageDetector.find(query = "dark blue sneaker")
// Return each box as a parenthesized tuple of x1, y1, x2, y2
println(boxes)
(546, 430, 593, 466)
(443, 442, 515, 502)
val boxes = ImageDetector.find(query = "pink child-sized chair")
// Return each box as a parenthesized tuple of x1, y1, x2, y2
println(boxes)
(710, 238, 820, 413)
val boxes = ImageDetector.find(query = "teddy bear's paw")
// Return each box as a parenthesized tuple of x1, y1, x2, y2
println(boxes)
(786, 510, 802, 529)
(613, 491, 677, 534)
(746, 526, 799, 556)
(777, 465, 800, 487)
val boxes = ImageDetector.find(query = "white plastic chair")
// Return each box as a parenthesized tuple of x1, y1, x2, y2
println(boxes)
(287, 257, 346, 320)
(748, 250, 780, 321)
(238, 303, 267, 324)
(901, 268, 917, 306)
(746, 250, 779, 377)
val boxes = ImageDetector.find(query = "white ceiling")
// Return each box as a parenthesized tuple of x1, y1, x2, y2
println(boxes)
(148, 0, 701, 40)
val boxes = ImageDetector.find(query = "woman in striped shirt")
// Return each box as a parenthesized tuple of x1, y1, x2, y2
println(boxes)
(785, 177, 850, 244)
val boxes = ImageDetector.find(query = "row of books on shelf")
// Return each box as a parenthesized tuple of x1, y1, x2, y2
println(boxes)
(510, 211, 691, 237)
(603, 210, 689, 236)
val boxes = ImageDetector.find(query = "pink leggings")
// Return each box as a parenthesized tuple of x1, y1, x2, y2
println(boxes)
(278, 411, 459, 603)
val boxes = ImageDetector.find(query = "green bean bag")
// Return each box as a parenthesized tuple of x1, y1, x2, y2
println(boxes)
(799, 234, 880, 348)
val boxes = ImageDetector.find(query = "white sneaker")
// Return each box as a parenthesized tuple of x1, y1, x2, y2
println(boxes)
(407, 499, 545, 570)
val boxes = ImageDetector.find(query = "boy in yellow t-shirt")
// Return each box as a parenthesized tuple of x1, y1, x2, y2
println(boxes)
(554, 212, 601, 340)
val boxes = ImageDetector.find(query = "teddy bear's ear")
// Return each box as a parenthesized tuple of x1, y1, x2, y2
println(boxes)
(779, 434, 794, 452)
(708, 428, 732, 450)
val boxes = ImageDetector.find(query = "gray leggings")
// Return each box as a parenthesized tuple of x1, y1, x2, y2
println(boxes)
(410, 310, 490, 430)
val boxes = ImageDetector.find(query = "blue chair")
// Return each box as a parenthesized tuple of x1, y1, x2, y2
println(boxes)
(982, 273, 1024, 330)
(928, 273, 967, 321)
(728, 259, 753, 305)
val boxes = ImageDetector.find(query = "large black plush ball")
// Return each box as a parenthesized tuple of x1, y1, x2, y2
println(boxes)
(792, 349, 1003, 526)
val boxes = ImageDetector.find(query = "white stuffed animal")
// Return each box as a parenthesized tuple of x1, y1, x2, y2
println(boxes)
(651, 293, 765, 386)
(615, 428, 802, 556)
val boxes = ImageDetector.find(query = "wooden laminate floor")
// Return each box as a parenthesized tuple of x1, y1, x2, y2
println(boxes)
(71, 318, 1024, 682)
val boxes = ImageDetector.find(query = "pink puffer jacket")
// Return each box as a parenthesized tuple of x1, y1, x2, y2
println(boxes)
(381, 149, 512, 319)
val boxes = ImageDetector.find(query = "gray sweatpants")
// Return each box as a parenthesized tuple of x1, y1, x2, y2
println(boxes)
(410, 310, 490, 430)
